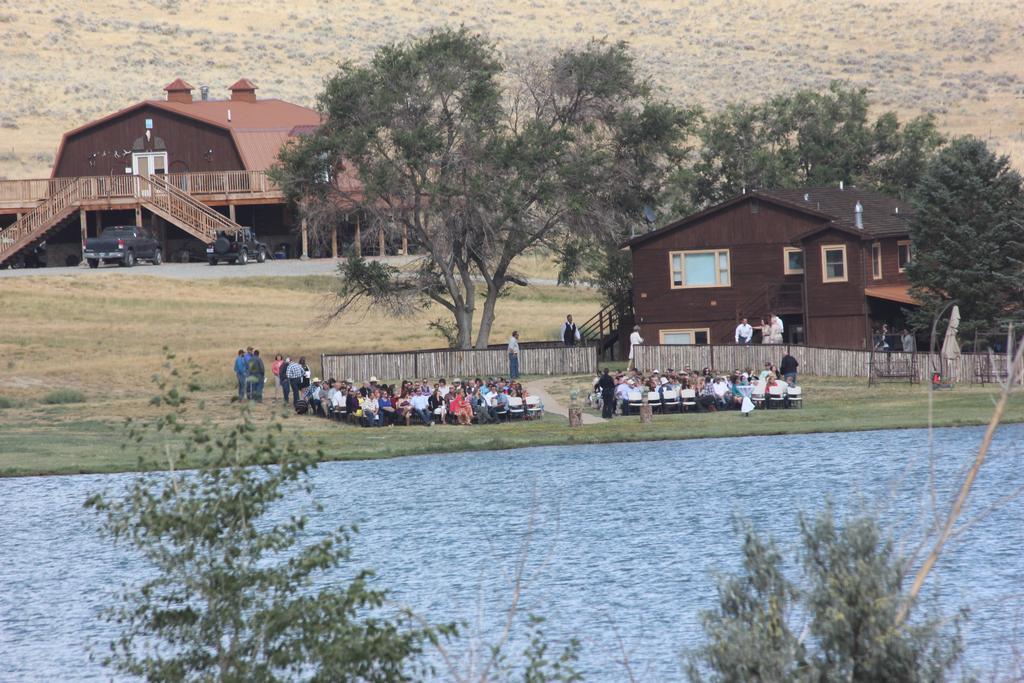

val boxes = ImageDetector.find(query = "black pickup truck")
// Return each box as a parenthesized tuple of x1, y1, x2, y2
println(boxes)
(83, 226, 162, 268)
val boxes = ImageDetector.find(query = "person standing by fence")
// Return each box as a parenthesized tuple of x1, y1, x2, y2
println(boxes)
(561, 315, 581, 347)
(508, 331, 520, 379)
(597, 368, 616, 419)
(629, 325, 644, 370)
(735, 318, 753, 344)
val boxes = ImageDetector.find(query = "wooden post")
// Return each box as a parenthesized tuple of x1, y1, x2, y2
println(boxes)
(331, 224, 338, 258)
(300, 217, 309, 259)
(134, 205, 142, 227)
(639, 392, 653, 424)
(378, 224, 386, 256)
(401, 223, 408, 256)
(228, 203, 236, 223)
(79, 209, 87, 247)
(354, 214, 362, 257)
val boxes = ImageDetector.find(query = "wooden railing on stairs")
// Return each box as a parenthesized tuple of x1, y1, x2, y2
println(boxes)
(0, 178, 89, 265)
(579, 301, 630, 360)
(138, 176, 241, 243)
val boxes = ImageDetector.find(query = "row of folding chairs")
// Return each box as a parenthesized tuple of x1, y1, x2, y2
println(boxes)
(624, 389, 698, 415)
(751, 384, 803, 409)
(324, 394, 545, 423)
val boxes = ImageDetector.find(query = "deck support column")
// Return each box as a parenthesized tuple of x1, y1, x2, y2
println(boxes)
(331, 224, 338, 259)
(134, 205, 142, 227)
(300, 217, 309, 260)
(354, 214, 361, 257)
(228, 203, 236, 223)
(79, 209, 88, 250)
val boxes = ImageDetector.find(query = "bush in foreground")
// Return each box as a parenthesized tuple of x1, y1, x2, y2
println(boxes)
(0, 395, 15, 409)
(41, 389, 86, 404)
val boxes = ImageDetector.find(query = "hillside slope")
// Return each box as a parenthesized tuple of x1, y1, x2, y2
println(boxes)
(1, 0, 1022, 178)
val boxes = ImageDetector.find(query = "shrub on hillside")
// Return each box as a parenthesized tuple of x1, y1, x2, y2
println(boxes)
(0, 395, 16, 409)
(41, 389, 86, 405)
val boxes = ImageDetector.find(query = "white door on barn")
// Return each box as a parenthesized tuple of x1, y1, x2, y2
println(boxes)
(132, 152, 168, 196)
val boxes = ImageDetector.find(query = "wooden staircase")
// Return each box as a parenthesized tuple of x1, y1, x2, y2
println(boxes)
(0, 175, 244, 267)
(138, 175, 240, 243)
(580, 302, 631, 361)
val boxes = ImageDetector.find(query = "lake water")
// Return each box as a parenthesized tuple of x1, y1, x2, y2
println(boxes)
(1, 425, 1022, 681)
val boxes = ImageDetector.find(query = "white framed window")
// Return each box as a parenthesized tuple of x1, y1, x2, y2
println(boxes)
(669, 249, 731, 289)
(821, 244, 848, 283)
(871, 242, 882, 279)
(659, 328, 710, 345)
(897, 240, 912, 272)
(783, 247, 804, 275)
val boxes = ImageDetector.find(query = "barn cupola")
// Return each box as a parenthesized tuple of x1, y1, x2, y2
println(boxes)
(228, 78, 258, 103)
(163, 78, 194, 103)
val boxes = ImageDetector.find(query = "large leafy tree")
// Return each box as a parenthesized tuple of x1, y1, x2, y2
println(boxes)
(688, 509, 964, 682)
(907, 136, 1024, 334)
(274, 29, 695, 348)
(688, 82, 944, 207)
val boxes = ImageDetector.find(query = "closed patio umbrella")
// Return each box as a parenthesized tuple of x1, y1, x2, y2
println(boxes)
(941, 304, 961, 381)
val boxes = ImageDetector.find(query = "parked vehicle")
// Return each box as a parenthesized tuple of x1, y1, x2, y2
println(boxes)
(207, 228, 267, 265)
(83, 226, 161, 268)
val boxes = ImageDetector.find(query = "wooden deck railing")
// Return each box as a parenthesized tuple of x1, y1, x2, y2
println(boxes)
(0, 170, 279, 204)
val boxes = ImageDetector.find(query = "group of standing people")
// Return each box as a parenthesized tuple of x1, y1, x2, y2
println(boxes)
(734, 315, 785, 344)
(234, 347, 266, 402)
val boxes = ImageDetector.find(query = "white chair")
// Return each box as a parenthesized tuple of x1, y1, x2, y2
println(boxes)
(661, 389, 681, 413)
(768, 385, 786, 409)
(627, 390, 644, 415)
(508, 396, 525, 420)
(680, 388, 697, 412)
(786, 386, 802, 408)
(493, 399, 510, 421)
(524, 395, 543, 419)
(750, 382, 766, 409)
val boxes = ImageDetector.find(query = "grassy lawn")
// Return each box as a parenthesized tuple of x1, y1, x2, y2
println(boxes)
(1, 376, 1021, 477)
(1, 273, 1021, 477)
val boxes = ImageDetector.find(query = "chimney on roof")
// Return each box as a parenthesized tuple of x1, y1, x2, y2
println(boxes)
(839, 180, 844, 191)
(200, 85, 209, 101)
(164, 78, 194, 104)
(229, 78, 257, 103)
(803, 192, 809, 201)
(855, 201, 864, 229)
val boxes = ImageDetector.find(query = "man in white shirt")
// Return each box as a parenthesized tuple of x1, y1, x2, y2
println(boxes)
(410, 390, 431, 426)
(735, 318, 753, 344)
(628, 325, 644, 370)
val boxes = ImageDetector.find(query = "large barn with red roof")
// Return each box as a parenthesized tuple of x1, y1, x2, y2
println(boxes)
(0, 79, 373, 268)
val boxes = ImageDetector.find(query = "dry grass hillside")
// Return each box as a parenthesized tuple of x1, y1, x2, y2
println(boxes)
(1, 0, 1022, 179)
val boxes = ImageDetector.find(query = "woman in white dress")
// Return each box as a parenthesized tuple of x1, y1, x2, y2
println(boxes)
(770, 316, 784, 344)
(628, 325, 644, 370)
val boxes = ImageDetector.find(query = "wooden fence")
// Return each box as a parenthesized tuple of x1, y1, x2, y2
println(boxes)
(321, 344, 597, 381)
(634, 344, 1022, 383)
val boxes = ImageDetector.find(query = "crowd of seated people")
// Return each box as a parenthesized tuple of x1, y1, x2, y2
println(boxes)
(590, 363, 802, 415)
(296, 375, 543, 427)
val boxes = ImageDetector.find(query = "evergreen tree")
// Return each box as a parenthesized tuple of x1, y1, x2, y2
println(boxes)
(688, 509, 964, 683)
(907, 137, 1024, 334)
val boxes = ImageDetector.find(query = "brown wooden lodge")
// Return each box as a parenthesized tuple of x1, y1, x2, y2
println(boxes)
(0, 78, 389, 268)
(625, 184, 919, 350)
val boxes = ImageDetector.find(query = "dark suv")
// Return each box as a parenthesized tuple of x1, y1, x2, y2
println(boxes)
(206, 228, 268, 265)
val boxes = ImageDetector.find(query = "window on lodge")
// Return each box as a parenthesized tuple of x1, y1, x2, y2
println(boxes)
(784, 247, 804, 274)
(897, 240, 912, 272)
(669, 249, 731, 288)
(659, 328, 710, 345)
(821, 244, 848, 283)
